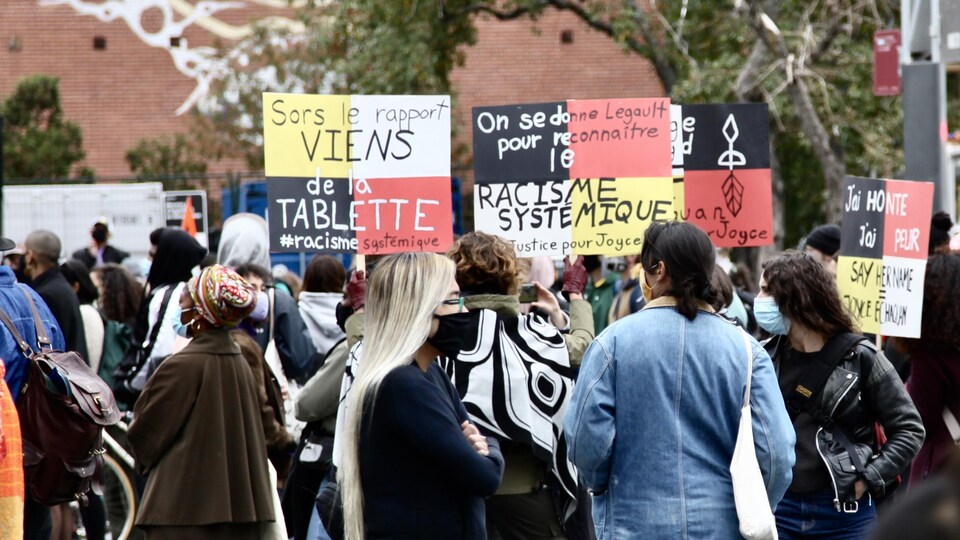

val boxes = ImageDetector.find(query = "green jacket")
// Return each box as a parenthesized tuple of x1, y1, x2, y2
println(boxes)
(585, 277, 617, 335)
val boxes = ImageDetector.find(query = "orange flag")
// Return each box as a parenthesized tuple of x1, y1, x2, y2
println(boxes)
(181, 197, 198, 238)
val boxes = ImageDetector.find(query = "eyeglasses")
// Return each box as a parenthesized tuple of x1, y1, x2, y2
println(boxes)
(441, 297, 465, 312)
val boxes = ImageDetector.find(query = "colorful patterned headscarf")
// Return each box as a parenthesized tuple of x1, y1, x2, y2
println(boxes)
(188, 265, 257, 328)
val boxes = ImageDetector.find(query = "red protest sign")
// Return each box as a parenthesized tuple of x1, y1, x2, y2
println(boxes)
(682, 169, 773, 247)
(353, 176, 453, 255)
(566, 98, 672, 179)
(882, 179, 934, 259)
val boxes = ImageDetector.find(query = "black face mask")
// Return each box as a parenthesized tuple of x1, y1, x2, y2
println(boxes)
(14, 256, 30, 285)
(335, 302, 353, 333)
(91, 229, 108, 244)
(427, 311, 474, 360)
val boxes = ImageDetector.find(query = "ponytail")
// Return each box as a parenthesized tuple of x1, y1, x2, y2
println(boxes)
(672, 276, 720, 321)
(642, 222, 720, 321)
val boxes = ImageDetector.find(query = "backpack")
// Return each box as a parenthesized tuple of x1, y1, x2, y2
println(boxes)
(0, 286, 121, 505)
(97, 314, 132, 389)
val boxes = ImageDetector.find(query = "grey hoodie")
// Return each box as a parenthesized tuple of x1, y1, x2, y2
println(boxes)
(297, 291, 345, 358)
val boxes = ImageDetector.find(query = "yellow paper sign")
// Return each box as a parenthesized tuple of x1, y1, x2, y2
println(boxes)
(837, 255, 881, 334)
(569, 177, 673, 255)
(263, 93, 353, 178)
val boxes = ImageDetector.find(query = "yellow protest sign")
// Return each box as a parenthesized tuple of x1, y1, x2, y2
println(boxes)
(837, 255, 881, 335)
(569, 177, 673, 256)
(263, 93, 353, 178)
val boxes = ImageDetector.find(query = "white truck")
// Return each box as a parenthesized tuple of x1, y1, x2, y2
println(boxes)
(2, 183, 166, 261)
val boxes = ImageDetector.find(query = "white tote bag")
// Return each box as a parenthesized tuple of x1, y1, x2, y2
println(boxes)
(730, 331, 779, 540)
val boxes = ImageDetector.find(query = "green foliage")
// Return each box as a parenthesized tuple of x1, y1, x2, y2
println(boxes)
(197, 0, 905, 242)
(2, 74, 86, 180)
(125, 133, 208, 188)
(657, 0, 902, 237)
(196, 0, 479, 169)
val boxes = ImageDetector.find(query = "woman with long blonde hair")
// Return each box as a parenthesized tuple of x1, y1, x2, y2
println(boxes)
(337, 253, 504, 540)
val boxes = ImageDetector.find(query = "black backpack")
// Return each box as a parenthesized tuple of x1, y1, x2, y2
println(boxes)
(0, 286, 120, 505)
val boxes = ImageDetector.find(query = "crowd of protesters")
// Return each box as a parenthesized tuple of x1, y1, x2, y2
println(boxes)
(0, 211, 959, 540)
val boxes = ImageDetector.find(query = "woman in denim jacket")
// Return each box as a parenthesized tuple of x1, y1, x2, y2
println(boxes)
(757, 252, 924, 539)
(564, 222, 796, 539)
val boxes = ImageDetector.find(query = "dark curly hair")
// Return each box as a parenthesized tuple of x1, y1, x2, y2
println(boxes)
(901, 254, 960, 352)
(92, 263, 143, 325)
(761, 251, 857, 338)
(640, 221, 720, 321)
(447, 231, 522, 296)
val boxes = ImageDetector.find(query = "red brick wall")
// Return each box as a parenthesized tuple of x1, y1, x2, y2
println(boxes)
(1, 3, 663, 181)
(451, 10, 664, 189)
(0, 1, 276, 178)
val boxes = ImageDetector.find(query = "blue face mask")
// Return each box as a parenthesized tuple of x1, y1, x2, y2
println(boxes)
(175, 307, 199, 338)
(754, 296, 791, 335)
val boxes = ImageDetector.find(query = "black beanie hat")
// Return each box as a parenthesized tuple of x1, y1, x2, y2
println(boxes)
(805, 224, 841, 256)
(929, 211, 953, 254)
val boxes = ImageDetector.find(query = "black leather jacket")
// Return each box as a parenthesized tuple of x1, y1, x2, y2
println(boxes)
(766, 336, 925, 509)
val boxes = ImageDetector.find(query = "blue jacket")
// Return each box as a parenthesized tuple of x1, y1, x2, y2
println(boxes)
(563, 297, 795, 539)
(0, 266, 66, 400)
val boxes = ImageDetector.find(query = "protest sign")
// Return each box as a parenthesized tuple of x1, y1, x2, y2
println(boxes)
(677, 103, 773, 247)
(262, 93, 453, 254)
(472, 98, 672, 256)
(837, 176, 934, 337)
(164, 190, 208, 247)
(670, 104, 688, 220)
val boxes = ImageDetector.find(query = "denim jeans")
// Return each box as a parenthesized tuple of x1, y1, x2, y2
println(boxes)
(308, 476, 333, 540)
(776, 489, 877, 540)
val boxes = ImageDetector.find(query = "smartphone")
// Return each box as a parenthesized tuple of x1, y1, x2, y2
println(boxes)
(518, 283, 537, 303)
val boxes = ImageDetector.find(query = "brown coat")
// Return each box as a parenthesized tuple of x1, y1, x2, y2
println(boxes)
(129, 329, 275, 527)
(232, 329, 294, 475)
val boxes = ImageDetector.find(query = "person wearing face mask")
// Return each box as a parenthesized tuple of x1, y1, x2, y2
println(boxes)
(758, 251, 924, 539)
(71, 219, 130, 270)
(23, 230, 89, 364)
(114, 228, 206, 406)
(564, 221, 796, 539)
(583, 255, 616, 334)
(336, 253, 504, 540)
(129, 265, 276, 540)
(446, 231, 592, 540)
(329, 240, 589, 540)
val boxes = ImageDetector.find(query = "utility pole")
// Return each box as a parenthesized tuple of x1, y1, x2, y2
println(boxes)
(901, 0, 956, 218)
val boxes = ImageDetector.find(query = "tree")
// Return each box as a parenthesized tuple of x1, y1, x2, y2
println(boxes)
(125, 133, 208, 181)
(197, 0, 904, 250)
(461, 0, 901, 249)
(194, 0, 478, 169)
(2, 75, 86, 180)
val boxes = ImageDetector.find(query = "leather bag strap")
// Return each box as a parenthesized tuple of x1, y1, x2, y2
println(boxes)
(142, 285, 177, 359)
(16, 285, 51, 351)
(0, 305, 33, 357)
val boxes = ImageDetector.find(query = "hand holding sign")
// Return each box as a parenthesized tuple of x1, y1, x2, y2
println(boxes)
(561, 256, 588, 300)
(347, 270, 367, 311)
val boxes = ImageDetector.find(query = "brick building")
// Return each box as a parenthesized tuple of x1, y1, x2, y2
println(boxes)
(1, 1, 663, 188)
